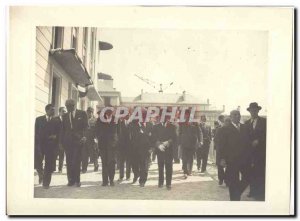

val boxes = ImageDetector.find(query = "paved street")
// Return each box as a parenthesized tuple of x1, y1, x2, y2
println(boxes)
(34, 158, 252, 201)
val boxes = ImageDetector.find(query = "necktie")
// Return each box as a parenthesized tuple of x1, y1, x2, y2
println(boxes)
(70, 112, 74, 129)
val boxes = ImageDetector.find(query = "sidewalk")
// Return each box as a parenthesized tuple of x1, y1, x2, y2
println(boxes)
(34, 159, 252, 201)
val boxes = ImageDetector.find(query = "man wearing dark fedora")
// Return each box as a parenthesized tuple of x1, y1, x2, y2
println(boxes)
(245, 102, 267, 201)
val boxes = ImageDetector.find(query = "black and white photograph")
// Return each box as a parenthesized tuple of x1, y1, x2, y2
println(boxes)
(7, 6, 294, 216)
(34, 26, 268, 202)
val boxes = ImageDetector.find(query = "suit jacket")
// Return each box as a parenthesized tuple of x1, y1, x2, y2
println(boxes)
(245, 117, 267, 165)
(178, 123, 203, 150)
(61, 109, 88, 148)
(213, 124, 222, 149)
(35, 115, 60, 151)
(54, 116, 63, 144)
(214, 125, 227, 165)
(117, 120, 131, 151)
(86, 116, 97, 145)
(152, 123, 177, 154)
(95, 116, 118, 150)
(130, 121, 152, 156)
(200, 123, 212, 145)
(220, 123, 251, 166)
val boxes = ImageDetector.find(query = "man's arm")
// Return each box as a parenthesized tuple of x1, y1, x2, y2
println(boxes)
(218, 127, 228, 167)
(34, 117, 40, 151)
(80, 111, 88, 144)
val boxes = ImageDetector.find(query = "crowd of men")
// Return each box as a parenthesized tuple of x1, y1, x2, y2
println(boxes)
(35, 99, 266, 201)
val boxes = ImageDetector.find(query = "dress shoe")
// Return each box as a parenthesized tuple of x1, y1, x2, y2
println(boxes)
(118, 178, 123, 182)
(140, 183, 145, 187)
(58, 169, 62, 173)
(82, 170, 87, 174)
(67, 182, 74, 187)
(94, 166, 99, 172)
(183, 174, 188, 179)
(75, 182, 81, 187)
(200, 170, 206, 173)
(158, 184, 163, 188)
(166, 185, 172, 190)
(132, 177, 138, 184)
(101, 183, 108, 187)
(126, 177, 130, 181)
(219, 180, 224, 185)
(38, 176, 43, 185)
(43, 185, 50, 189)
(110, 182, 115, 187)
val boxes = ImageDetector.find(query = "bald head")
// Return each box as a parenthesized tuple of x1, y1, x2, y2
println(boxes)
(65, 99, 76, 112)
(230, 110, 241, 124)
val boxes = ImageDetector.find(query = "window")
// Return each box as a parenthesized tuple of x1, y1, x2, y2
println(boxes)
(82, 27, 88, 66)
(69, 83, 79, 104)
(53, 27, 64, 49)
(51, 72, 61, 115)
(71, 27, 79, 52)
(90, 28, 96, 79)
(104, 97, 111, 106)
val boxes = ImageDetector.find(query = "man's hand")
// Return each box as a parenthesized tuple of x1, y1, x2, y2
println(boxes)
(158, 144, 165, 152)
(80, 137, 87, 144)
(220, 159, 226, 167)
(162, 141, 169, 148)
(252, 139, 259, 147)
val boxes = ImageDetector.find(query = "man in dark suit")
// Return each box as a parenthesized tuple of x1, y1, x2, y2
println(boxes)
(81, 107, 98, 173)
(214, 116, 231, 185)
(56, 107, 66, 173)
(197, 115, 212, 173)
(34, 104, 60, 188)
(179, 110, 203, 178)
(96, 108, 118, 186)
(117, 113, 132, 181)
(61, 99, 88, 187)
(152, 115, 177, 190)
(220, 110, 251, 201)
(130, 114, 153, 187)
(245, 102, 267, 201)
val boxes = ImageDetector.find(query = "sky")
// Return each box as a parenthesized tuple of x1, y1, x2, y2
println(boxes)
(98, 28, 268, 116)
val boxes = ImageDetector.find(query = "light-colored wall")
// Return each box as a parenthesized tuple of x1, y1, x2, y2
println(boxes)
(110, 97, 119, 106)
(35, 27, 52, 117)
(36, 26, 75, 117)
(63, 27, 72, 49)
(36, 26, 100, 117)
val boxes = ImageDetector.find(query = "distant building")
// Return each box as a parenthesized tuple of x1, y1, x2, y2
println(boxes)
(35, 26, 112, 117)
(121, 90, 225, 127)
(97, 73, 121, 109)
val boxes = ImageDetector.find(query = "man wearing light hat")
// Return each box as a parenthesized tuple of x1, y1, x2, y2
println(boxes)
(245, 102, 266, 201)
